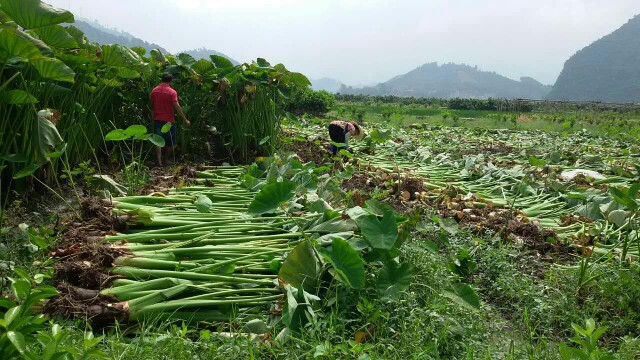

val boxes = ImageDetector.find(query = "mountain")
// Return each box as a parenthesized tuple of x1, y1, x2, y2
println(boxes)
(311, 77, 343, 93)
(70, 20, 238, 63)
(71, 19, 169, 53)
(181, 48, 240, 65)
(547, 15, 640, 102)
(339, 62, 551, 99)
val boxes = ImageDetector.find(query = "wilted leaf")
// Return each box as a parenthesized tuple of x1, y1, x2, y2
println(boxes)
(279, 240, 322, 293)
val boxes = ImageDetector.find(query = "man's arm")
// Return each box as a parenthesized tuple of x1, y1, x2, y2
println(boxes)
(173, 102, 191, 127)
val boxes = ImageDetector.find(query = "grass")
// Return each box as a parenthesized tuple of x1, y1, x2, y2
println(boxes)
(333, 101, 640, 140)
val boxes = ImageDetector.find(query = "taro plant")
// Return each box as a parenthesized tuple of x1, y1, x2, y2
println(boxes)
(104, 124, 165, 195)
(0, 270, 106, 359)
(559, 319, 615, 360)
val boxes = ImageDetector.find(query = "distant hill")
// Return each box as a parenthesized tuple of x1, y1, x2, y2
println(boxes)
(71, 19, 169, 53)
(339, 62, 551, 99)
(547, 15, 640, 102)
(181, 48, 239, 65)
(71, 20, 238, 63)
(311, 77, 343, 93)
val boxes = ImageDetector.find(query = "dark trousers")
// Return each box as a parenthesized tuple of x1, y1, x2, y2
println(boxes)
(328, 124, 346, 155)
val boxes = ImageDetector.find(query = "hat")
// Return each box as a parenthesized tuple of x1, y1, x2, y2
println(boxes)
(350, 122, 364, 140)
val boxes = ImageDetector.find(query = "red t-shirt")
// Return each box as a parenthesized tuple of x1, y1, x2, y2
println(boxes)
(150, 83, 178, 123)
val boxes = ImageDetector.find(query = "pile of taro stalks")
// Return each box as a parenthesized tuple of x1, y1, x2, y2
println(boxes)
(96, 166, 315, 323)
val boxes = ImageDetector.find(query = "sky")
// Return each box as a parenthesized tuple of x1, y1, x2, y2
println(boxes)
(47, 0, 640, 86)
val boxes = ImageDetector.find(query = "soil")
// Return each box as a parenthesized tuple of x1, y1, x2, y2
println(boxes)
(282, 138, 329, 166)
(44, 283, 126, 329)
(140, 164, 197, 194)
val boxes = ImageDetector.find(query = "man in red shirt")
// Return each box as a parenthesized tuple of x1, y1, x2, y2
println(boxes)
(150, 73, 190, 166)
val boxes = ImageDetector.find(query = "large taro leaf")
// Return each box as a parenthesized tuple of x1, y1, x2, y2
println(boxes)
(192, 59, 214, 74)
(444, 283, 481, 310)
(176, 52, 196, 67)
(310, 217, 357, 234)
(64, 25, 85, 46)
(287, 72, 311, 88)
(35, 116, 64, 165)
(355, 211, 398, 250)
(0, 0, 74, 30)
(279, 240, 322, 293)
(101, 44, 145, 68)
(30, 57, 75, 82)
(376, 260, 413, 301)
(0, 90, 37, 104)
(0, 26, 44, 62)
(248, 181, 296, 214)
(31, 25, 77, 48)
(150, 48, 166, 63)
(210, 54, 234, 69)
(318, 238, 365, 289)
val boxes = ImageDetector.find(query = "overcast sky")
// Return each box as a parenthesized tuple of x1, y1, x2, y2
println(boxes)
(48, 0, 640, 86)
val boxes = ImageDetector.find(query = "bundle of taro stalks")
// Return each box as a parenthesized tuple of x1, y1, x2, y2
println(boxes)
(46, 166, 315, 326)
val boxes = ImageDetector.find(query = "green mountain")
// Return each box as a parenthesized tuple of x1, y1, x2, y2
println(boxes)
(547, 15, 640, 102)
(339, 63, 551, 99)
(70, 20, 238, 63)
(71, 19, 169, 53)
(181, 48, 239, 65)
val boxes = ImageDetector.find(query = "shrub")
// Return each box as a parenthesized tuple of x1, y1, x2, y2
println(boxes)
(286, 88, 336, 115)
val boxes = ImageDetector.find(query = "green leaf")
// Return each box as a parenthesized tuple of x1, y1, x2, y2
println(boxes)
(376, 260, 412, 300)
(64, 25, 85, 45)
(195, 195, 213, 213)
(13, 164, 39, 179)
(104, 129, 129, 141)
(148, 134, 165, 147)
(279, 240, 322, 293)
(101, 44, 145, 68)
(116, 67, 141, 79)
(4, 305, 21, 326)
(449, 283, 481, 309)
(0, 0, 74, 29)
(150, 49, 166, 63)
(36, 116, 64, 164)
(248, 181, 297, 214)
(191, 59, 213, 74)
(161, 122, 172, 134)
(7, 331, 26, 356)
(30, 57, 75, 82)
(256, 57, 271, 68)
(177, 52, 196, 67)
(576, 202, 604, 221)
(287, 72, 311, 88)
(318, 238, 365, 289)
(355, 212, 398, 250)
(124, 125, 147, 137)
(528, 156, 546, 167)
(32, 24, 78, 48)
(0, 26, 43, 61)
(0, 90, 38, 104)
(210, 54, 234, 69)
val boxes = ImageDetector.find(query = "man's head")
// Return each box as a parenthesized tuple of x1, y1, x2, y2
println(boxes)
(162, 73, 173, 83)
